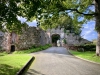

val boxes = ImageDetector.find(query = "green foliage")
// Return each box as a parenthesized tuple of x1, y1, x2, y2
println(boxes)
(80, 43, 96, 51)
(40, 14, 82, 35)
(0, 0, 94, 32)
(14, 44, 52, 54)
(63, 39, 67, 44)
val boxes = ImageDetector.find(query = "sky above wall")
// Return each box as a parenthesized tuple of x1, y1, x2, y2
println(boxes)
(18, 17, 97, 41)
(17, 16, 37, 27)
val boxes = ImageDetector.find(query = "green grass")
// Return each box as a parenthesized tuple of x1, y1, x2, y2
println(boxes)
(14, 44, 51, 54)
(0, 54, 31, 75)
(69, 50, 100, 63)
(0, 44, 51, 75)
(0, 52, 7, 56)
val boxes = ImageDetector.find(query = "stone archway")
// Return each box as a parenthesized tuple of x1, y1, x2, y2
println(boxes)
(51, 34, 60, 46)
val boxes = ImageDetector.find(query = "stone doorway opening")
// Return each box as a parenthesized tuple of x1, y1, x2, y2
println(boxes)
(11, 45, 15, 52)
(51, 34, 60, 46)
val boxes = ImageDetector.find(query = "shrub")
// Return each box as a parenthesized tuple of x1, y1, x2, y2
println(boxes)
(63, 39, 67, 44)
(80, 44, 96, 51)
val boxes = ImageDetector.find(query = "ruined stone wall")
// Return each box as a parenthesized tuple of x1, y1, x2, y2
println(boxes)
(16, 27, 41, 50)
(64, 34, 91, 46)
(1, 32, 11, 52)
(0, 26, 49, 51)
(0, 31, 4, 50)
(46, 28, 91, 46)
(0, 26, 91, 51)
(39, 29, 47, 45)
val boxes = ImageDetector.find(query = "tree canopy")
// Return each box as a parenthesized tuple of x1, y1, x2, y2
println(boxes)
(0, 0, 95, 33)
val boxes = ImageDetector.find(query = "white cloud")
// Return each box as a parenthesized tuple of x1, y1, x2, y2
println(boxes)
(26, 20, 37, 27)
(17, 16, 27, 23)
(17, 16, 37, 27)
(81, 21, 97, 41)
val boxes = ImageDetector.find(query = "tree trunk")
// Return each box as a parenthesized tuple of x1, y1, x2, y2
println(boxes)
(95, 0, 100, 56)
(96, 32, 100, 56)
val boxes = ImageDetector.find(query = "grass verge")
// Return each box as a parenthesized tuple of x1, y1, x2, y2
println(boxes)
(0, 44, 51, 75)
(0, 54, 31, 75)
(69, 50, 100, 63)
(14, 44, 51, 54)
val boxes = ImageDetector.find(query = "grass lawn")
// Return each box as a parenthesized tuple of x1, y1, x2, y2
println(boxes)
(69, 50, 100, 63)
(0, 53, 31, 75)
(0, 44, 51, 75)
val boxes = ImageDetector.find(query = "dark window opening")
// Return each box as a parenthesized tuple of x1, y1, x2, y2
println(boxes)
(11, 45, 15, 52)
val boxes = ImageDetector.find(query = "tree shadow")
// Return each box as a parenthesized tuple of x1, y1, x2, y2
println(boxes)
(0, 55, 4, 56)
(25, 69, 45, 75)
(0, 64, 19, 75)
(0, 53, 6, 57)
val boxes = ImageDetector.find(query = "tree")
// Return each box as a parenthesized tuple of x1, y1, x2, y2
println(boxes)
(0, 0, 100, 56)
(40, 14, 81, 35)
(0, 0, 41, 32)
(36, 0, 99, 56)
(95, 0, 100, 56)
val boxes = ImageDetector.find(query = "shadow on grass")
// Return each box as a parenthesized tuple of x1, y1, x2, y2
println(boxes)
(20, 57, 35, 75)
(0, 64, 19, 75)
(0, 55, 5, 56)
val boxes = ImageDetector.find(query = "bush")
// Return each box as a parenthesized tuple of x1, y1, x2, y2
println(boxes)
(63, 39, 67, 44)
(80, 44, 96, 51)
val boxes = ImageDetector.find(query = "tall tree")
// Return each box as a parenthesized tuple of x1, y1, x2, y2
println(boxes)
(36, 0, 99, 56)
(95, 0, 100, 56)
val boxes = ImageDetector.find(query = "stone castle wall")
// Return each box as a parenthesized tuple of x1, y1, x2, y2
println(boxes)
(46, 28, 91, 46)
(0, 26, 91, 52)
(0, 27, 49, 52)
(16, 27, 40, 50)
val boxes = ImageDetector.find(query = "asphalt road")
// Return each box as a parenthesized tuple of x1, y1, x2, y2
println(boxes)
(25, 47, 100, 75)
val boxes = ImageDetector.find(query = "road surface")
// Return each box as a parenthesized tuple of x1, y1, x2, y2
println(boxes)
(25, 47, 100, 75)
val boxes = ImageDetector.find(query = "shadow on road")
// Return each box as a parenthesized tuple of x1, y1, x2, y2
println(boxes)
(25, 69, 45, 75)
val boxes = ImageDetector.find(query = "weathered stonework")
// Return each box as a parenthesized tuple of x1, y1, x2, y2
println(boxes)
(16, 27, 41, 50)
(0, 26, 49, 52)
(0, 26, 91, 52)
(46, 28, 91, 46)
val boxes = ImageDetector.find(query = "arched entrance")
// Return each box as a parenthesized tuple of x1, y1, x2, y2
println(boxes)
(11, 45, 15, 52)
(51, 34, 60, 46)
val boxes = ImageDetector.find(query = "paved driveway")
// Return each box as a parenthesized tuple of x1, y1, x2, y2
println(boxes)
(25, 47, 100, 75)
